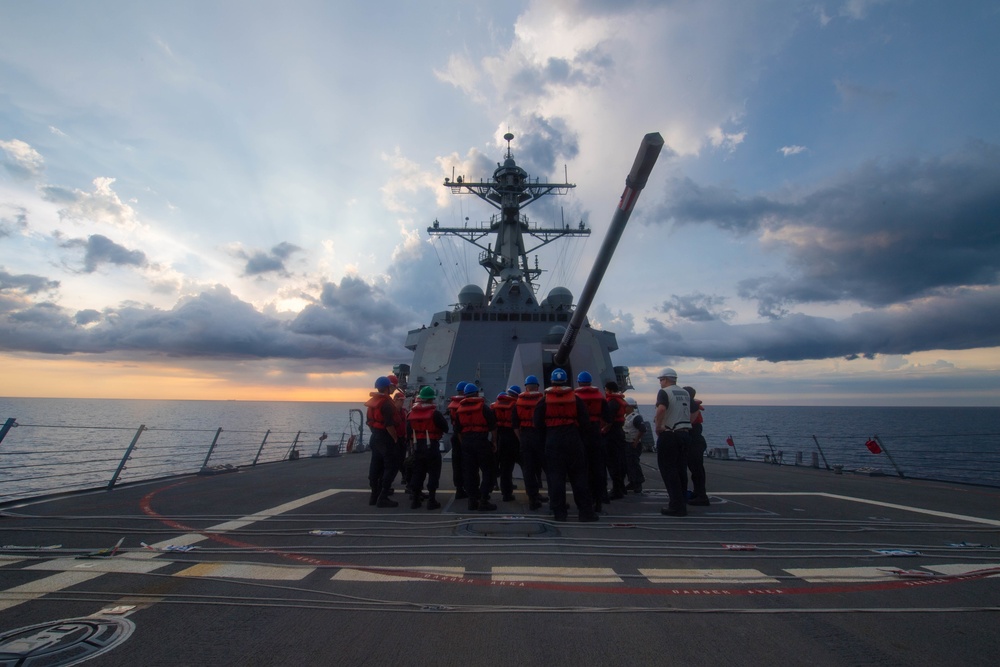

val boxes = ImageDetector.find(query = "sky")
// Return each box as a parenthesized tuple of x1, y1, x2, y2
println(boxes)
(1, 0, 998, 406)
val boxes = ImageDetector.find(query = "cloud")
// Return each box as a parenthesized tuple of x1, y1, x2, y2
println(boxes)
(662, 293, 735, 323)
(0, 205, 29, 238)
(0, 269, 60, 314)
(237, 241, 303, 277)
(779, 145, 807, 156)
(0, 283, 415, 362)
(0, 139, 45, 179)
(60, 234, 148, 273)
(659, 141, 1000, 310)
(624, 285, 1000, 364)
(40, 177, 140, 229)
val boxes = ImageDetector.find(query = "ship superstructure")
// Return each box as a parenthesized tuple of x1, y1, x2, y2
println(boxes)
(401, 132, 662, 401)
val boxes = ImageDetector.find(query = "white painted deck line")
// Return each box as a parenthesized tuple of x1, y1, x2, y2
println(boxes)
(174, 562, 312, 581)
(640, 568, 779, 584)
(332, 566, 466, 582)
(491, 566, 621, 583)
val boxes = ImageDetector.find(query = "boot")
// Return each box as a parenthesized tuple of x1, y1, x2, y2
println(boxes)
(410, 496, 422, 509)
(376, 493, 398, 508)
(478, 499, 497, 512)
(529, 497, 543, 510)
(426, 492, 441, 510)
(369, 489, 378, 506)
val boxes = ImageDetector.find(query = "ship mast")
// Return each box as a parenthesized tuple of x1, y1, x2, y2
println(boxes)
(429, 133, 589, 304)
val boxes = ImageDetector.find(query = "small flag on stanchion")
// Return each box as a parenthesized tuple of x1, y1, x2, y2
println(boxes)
(865, 438, 882, 454)
(726, 436, 735, 447)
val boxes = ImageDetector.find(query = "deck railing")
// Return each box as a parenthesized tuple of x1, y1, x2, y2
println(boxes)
(0, 412, 367, 504)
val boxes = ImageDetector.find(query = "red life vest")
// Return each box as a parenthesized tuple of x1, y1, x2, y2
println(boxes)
(491, 395, 516, 428)
(407, 403, 443, 441)
(447, 395, 464, 423)
(606, 392, 627, 424)
(543, 386, 578, 427)
(457, 397, 490, 432)
(364, 392, 393, 430)
(575, 385, 604, 424)
(515, 391, 543, 427)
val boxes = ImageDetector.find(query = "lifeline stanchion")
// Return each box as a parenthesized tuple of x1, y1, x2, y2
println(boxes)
(108, 424, 146, 490)
(252, 429, 271, 466)
(201, 428, 224, 469)
(0, 418, 17, 447)
(811, 435, 832, 470)
(764, 434, 779, 463)
(874, 435, 906, 479)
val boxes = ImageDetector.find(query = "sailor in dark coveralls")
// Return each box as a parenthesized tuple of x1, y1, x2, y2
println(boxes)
(454, 383, 498, 512)
(575, 370, 613, 512)
(533, 368, 598, 522)
(654, 368, 692, 517)
(513, 375, 548, 511)
(446, 381, 469, 500)
(491, 387, 521, 501)
(406, 385, 449, 510)
(365, 376, 399, 508)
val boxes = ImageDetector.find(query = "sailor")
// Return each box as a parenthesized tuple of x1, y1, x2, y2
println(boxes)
(364, 376, 399, 508)
(491, 387, 520, 502)
(533, 368, 598, 522)
(406, 386, 449, 510)
(602, 380, 629, 499)
(654, 368, 692, 516)
(575, 371, 613, 511)
(514, 375, 548, 510)
(447, 381, 469, 500)
(455, 382, 498, 512)
(622, 397, 647, 493)
(392, 390, 412, 498)
(684, 386, 710, 506)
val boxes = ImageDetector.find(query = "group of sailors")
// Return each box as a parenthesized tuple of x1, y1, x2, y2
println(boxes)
(364, 367, 707, 520)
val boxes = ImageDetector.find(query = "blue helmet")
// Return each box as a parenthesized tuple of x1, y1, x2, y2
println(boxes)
(507, 385, 522, 397)
(464, 383, 479, 395)
(577, 371, 592, 384)
(497, 392, 508, 400)
(550, 368, 568, 384)
(455, 381, 468, 395)
(524, 375, 539, 386)
(375, 376, 392, 390)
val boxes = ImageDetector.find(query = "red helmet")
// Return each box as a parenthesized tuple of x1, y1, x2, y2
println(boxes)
(387, 373, 399, 386)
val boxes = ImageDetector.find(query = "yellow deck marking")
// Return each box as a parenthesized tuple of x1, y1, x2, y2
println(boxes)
(174, 562, 311, 581)
(26, 558, 169, 574)
(640, 568, 779, 584)
(0, 571, 104, 611)
(491, 566, 621, 583)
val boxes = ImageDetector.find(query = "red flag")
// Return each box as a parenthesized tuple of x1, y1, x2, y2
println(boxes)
(865, 438, 882, 454)
(726, 436, 735, 447)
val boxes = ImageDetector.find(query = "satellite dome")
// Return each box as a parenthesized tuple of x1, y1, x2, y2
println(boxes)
(547, 286, 573, 309)
(545, 325, 566, 343)
(458, 284, 485, 307)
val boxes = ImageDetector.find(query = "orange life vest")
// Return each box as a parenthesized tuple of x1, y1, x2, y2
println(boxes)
(515, 391, 543, 427)
(364, 392, 393, 431)
(575, 385, 604, 424)
(606, 392, 627, 424)
(407, 403, 443, 441)
(457, 396, 490, 433)
(491, 394, 516, 428)
(447, 395, 464, 423)
(543, 386, 578, 427)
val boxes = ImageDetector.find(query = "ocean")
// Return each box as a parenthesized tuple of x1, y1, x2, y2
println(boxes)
(1, 398, 998, 503)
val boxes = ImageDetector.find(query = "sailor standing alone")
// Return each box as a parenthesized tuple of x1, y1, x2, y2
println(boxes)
(654, 368, 691, 517)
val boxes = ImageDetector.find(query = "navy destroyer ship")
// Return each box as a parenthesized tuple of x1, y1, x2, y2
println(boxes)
(398, 132, 664, 398)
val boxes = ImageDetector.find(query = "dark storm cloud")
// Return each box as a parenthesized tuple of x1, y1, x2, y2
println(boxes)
(658, 141, 1000, 310)
(513, 115, 581, 175)
(59, 234, 148, 273)
(0, 282, 416, 362)
(662, 293, 734, 322)
(622, 285, 1000, 363)
(0, 270, 60, 294)
(239, 241, 303, 276)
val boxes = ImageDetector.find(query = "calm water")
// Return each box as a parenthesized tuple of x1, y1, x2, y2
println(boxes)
(1, 398, 998, 502)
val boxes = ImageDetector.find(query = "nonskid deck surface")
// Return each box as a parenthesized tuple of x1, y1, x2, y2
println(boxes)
(1, 455, 998, 666)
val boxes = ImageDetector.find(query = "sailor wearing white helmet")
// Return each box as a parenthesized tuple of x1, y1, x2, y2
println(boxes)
(654, 368, 692, 516)
(622, 396, 647, 493)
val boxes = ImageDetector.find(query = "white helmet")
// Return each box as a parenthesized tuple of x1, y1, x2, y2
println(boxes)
(657, 367, 678, 379)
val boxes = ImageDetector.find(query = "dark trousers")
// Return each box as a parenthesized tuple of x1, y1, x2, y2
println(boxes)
(625, 441, 645, 486)
(683, 432, 708, 498)
(409, 442, 443, 494)
(519, 428, 546, 499)
(545, 427, 595, 519)
(450, 432, 465, 492)
(604, 424, 627, 493)
(460, 433, 495, 501)
(368, 430, 399, 499)
(496, 428, 520, 498)
(656, 430, 690, 510)
(583, 424, 608, 503)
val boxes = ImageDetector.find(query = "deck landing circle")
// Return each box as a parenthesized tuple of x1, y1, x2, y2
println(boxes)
(0, 616, 135, 666)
